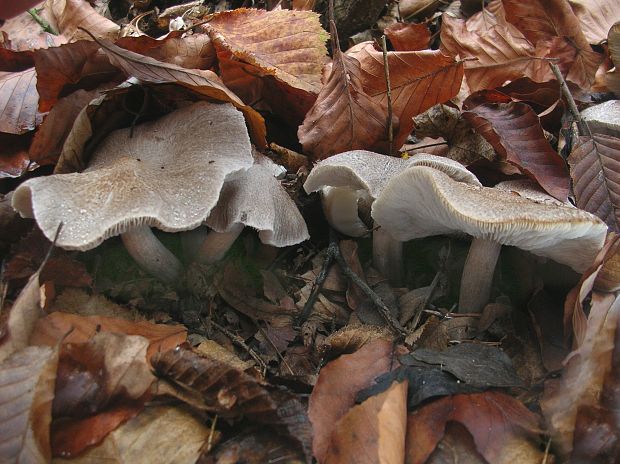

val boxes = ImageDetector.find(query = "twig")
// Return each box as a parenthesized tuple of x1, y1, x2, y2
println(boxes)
(28, 8, 58, 35)
(296, 240, 337, 325)
(548, 62, 591, 137)
(210, 320, 267, 373)
(329, 230, 405, 336)
(380, 35, 394, 156)
(206, 415, 218, 453)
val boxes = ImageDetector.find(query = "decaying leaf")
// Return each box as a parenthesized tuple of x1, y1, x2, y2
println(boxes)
(152, 346, 312, 459)
(298, 22, 389, 159)
(463, 96, 570, 200)
(202, 429, 304, 463)
(325, 380, 408, 464)
(0, 345, 59, 464)
(348, 42, 463, 150)
(0, 133, 32, 178)
(569, 0, 620, 45)
(0, 68, 40, 134)
(309, 339, 397, 462)
(406, 391, 542, 464)
(607, 22, 620, 96)
(49, 0, 119, 41)
(385, 22, 431, 51)
(569, 134, 620, 232)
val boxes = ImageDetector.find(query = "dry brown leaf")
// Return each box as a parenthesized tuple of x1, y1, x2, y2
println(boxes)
(0, 345, 59, 463)
(202, 429, 303, 463)
(49, 0, 119, 41)
(569, 134, 620, 232)
(203, 8, 328, 123)
(569, 0, 620, 44)
(298, 23, 389, 159)
(607, 22, 620, 98)
(348, 42, 464, 149)
(503, 0, 602, 88)
(0, 133, 32, 178)
(309, 339, 396, 462)
(53, 406, 209, 464)
(385, 22, 431, 51)
(115, 33, 216, 70)
(406, 391, 542, 464)
(325, 380, 408, 464)
(0, 68, 40, 134)
(89, 35, 267, 148)
(542, 292, 620, 457)
(30, 312, 186, 360)
(0, 269, 43, 363)
(399, 0, 441, 19)
(463, 96, 570, 200)
(0, 7, 65, 51)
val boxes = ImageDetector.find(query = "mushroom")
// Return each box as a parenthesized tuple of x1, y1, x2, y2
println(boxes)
(12, 101, 255, 283)
(372, 166, 608, 313)
(197, 153, 309, 263)
(303, 150, 481, 285)
(581, 100, 620, 137)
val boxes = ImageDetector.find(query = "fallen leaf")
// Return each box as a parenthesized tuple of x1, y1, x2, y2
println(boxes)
(152, 346, 312, 459)
(463, 96, 569, 200)
(116, 33, 216, 70)
(0, 132, 32, 178)
(30, 312, 186, 359)
(607, 22, 620, 96)
(51, 402, 143, 458)
(399, 0, 441, 19)
(0, 8, 64, 51)
(53, 332, 156, 418)
(325, 380, 408, 464)
(0, 68, 40, 134)
(426, 422, 486, 464)
(568, 134, 620, 232)
(49, 0, 119, 41)
(348, 42, 464, 149)
(385, 22, 431, 51)
(406, 391, 542, 464)
(0, 345, 59, 463)
(298, 23, 390, 159)
(309, 339, 396, 462)
(203, 8, 328, 124)
(53, 406, 209, 464)
(90, 35, 267, 147)
(569, 0, 620, 45)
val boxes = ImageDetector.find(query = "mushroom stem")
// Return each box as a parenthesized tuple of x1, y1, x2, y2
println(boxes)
(121, 226, 184, 283)
(372, 226, 403, 286)
(181, 226, 210, 263)
(458, 237, 502, 313)
(196, 223, 244, 264)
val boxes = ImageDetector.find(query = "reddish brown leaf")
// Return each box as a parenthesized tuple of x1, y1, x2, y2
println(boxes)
(202, 8, 328, 124)
(569, 134, 620, 232)
(463, 97, 570, 200)
(0, 346, 59, 463)
(309, 339, 396, 462)
(385, 22, 431, 51)
(298, 24, 390, 159)
(51, 403, 143, 458)
(33, 40, 118, 113)
(31, 312, 186, 360)
(503, 0, 602, 88)
(0, 68, 40, 134)
(49, 0, 119, 41)
(115, 33, 216, 70)
(0, 132, 32, 178)
(325, 380, 408, 464)
(406, 392, 541, 464)
(348, 42, 463, 149)
(90, 35, 267, 148)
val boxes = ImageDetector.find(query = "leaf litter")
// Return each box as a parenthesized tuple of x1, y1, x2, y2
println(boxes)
(1, 0, 620, 462)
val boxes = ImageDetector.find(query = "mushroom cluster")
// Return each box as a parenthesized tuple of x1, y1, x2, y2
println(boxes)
(305, 150, 607, 313)
(12, 101, 309, 283)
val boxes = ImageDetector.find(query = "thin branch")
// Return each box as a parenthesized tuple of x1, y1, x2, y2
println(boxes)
(548, 62, 591, 137)
(380, 35, 394, 156)
(297, 241, 337, 325)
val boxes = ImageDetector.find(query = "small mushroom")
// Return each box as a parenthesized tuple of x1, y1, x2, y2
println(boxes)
(197, 154, 309, 263)
(303, 150, 480, 285)
(581, 100, 620, 137)
(12, 101, 255, 283)
(372, 166, 608, 313)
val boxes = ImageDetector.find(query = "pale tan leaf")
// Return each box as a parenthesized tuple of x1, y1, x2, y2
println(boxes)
(49, 0, 119, 41)
(53, 406, 209, 464)
(348, 42, 463, 149)
(0, 346, 59, 463)
(569, 134, 620, 232)
(608, 22, 620, 96)
(0, 68, 40, 134)
(0, 269, 43, 363)
(569, 0, 620, 44)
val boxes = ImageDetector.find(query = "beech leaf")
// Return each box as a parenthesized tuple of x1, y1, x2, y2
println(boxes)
(0, 68, 40, 134)
(349, 42, 463, 149)
(49, 0, 119, 41)
(568, 0, 620, 45)
(463, 97, 570, 200)
(298, 23, 390, 159)
(569, 134, 620, 232)
(0, 346, 59, 464)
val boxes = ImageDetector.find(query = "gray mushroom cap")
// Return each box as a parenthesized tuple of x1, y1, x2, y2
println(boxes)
(372, 166, 608, 272)
(12, 101, 254, 250)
